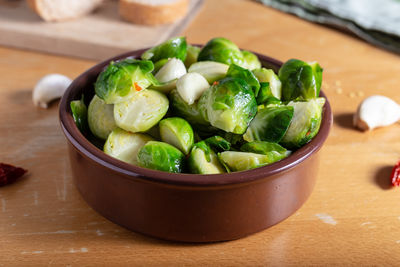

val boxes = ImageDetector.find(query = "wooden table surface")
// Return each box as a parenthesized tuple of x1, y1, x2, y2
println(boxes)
(1, 0, 400, 265)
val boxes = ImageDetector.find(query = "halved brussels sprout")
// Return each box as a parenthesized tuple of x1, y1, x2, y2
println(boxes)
(280, 98, 325, 148)
(184, 45, 200, 68)
(159, 117, 194, 155)
(169, 89, 210, 127)
(149, 79, 178, 94)
(252, 68, 282, 100)
(188, 61, 229, 84)
(204, 136, 231, 152)
(176, 72, 209, 105)
(198, 37, 244, 66)
(70, 95, 88, 134)
(137, 141, 185, 173)
(240, 141, 290, 163)
(154, 58, 186, 83)
(95, 59, 155, 104)
(278, 59, 323, 101)
(104, 128, 154, 165)
(141, 36, 187, 62)
(256, 82, 282, 106)
(188, 141, 225, 174)
(226, 64, 260, 97)
(241, 50, 261, 70)
(198, 77, 257, 134)
(223, 132, 244, 146)
(114, 89, 169, 133)
(243, 106, 294, 143)
(218, 151, 276, 172)
(88, 95, 117, 140)
(145, 124, 161, 140)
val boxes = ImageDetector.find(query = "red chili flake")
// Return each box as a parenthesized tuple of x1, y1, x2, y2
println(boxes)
(390, 161, 400, 187)
(134, 83, 142, 92)
(212, 81, 219, 86)
(0, 163, 27, 187)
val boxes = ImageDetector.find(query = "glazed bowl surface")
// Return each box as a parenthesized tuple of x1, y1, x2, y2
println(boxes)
(59, 47, 332, 242)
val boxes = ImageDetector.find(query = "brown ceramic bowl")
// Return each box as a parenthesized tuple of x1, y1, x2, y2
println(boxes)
(59, 47, 332, 243)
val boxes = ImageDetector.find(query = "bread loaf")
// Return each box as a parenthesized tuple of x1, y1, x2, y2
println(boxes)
(119, 0, 189, 26)
(27, 0, 104, 22)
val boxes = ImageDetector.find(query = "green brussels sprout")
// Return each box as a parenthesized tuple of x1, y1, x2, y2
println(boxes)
(278, 59, 323, 101)
(144, 124, 161, 140)
(197, 37, 244, 66)
(184, 45, 200, 68)
(149, 79, 177, 94)
(88, 95, 117, 140)
(222, 132, 244, 146)
(256, 82, 281, 106)
(70, 95, 88, 134)
(280, 98, 325, 149)
(240, 141, 290, 163)
(188, 61, 229, 84)
(104, 128, 154, 165)
(95, 59, 156, 104)
(218, 151, 278, 172)
(137, 141, 185, 173)
(198, 77, 257, 134)
(252, 68, 282, 100)
(188, 141, 225, 174)
(243, 106, 294, 143)
(226, 63, 260, 97)
(141, 36, 187, 62)
(204, 136, 231, 152)
(159, 117, 194, 155)
(114, 89, 169, 133)
(169, 89, 210, 127)
(241, 50, 261, 70)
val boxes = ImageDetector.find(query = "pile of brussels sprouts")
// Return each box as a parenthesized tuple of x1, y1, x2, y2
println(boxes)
(70, 37, 325, 174)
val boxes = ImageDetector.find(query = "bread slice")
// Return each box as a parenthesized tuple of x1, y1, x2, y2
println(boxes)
(119, 0, 189, 26)
(27, 0, 104, 22)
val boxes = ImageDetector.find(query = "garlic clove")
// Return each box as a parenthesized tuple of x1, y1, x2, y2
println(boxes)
(32, 74, 72, 108)
(353, 95, 400, 131)
(155, 58, 186, 83)
(176, 73, 209, 105)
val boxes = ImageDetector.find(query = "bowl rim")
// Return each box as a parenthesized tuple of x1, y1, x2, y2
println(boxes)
(59, 45, 332, 187)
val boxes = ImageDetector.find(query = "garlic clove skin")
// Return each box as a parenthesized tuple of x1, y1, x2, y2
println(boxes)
(353, 95, 400, 131)
(32, 74, 72, 108)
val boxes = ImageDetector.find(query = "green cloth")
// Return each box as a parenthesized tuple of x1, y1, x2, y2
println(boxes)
(256, 0, 400, 54)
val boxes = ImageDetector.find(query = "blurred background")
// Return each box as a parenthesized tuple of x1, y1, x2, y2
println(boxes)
(0, 0, 399, 60)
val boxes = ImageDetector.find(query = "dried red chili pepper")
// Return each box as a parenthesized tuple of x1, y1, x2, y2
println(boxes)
(390, 161, 400, 187)
(134, 82, 142, 92)
(0, 163, 27, 187)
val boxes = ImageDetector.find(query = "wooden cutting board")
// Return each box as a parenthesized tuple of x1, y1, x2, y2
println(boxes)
(0, 0, 203, 61)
